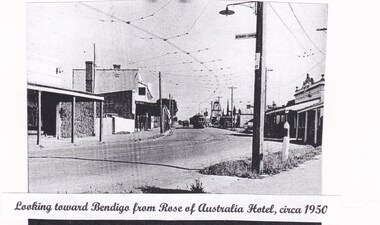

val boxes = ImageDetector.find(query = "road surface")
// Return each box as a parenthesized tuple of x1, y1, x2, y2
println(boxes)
(28, 127, 319, 194)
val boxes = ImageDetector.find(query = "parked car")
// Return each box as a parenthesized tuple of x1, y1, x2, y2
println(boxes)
(103, 113, 119, 118)
(178, 120, 183, 125)
(182, 120, 189, 127)
(243, 119, 254, 133)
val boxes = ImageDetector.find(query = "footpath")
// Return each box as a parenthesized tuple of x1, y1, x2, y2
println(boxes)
(28, 128, 171, 151)
(160, 155, 322, 195)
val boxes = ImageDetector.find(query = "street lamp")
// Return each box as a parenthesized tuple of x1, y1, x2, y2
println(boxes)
(219, 6, 235, 16)
(219, 1, 266, 174)
(219, 1, 257, 16)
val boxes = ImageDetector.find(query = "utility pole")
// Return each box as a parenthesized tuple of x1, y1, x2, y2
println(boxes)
(252, 1, 266, 174)
(217, 96, 222, 104)
(215, 96, 222, 125)
(210, 101, 213, 120)
(171, 95, 174, 127)
(159, 72, 163, 133)
(228, 86, 237, 130)
(93, 43, 96, 92)
(93, 43, 97, 137)
(169, 94, 173, 127)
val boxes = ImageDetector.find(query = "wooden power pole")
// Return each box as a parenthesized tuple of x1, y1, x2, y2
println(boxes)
(228, 86, 237, 130)
(252, 1, 266, 174)
(159, 72, 163, 133)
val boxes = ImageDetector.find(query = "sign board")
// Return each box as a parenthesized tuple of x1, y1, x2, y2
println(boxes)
(255, 53, 261, 70)
(235, 33, 256, 39)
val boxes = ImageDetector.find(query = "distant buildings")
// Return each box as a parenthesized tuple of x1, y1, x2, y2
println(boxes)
(265, 74, 325, 145)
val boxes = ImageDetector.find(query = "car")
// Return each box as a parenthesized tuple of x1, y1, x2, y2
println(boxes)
(182, 120, 189, 127)
(103, 113, 119, 118)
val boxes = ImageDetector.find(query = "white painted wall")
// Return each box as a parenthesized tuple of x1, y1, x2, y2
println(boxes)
(94, 118, 113, 136)
(113, 116, 135, 134)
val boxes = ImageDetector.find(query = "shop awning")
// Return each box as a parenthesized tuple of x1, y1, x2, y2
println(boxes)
(28, 83, 104, 101)
(266, 99, 321, 115)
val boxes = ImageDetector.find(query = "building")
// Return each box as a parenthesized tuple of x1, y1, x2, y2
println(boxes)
(27, 55, 105, 145)
(72, 62, 156, 134)
(265, 74, 325, 145)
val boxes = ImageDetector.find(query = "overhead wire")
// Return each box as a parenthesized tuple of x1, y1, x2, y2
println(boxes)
(268, 3, 319, 64)
(186, 0, 211, 33)
(288, 4, 326, 55)
(78, 2, 253, 103)
(272, 57, 325, 89)
(128, 48, 209, 65)
(128, 0, 175, 23)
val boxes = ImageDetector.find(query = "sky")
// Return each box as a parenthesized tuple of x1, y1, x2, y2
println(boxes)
(27, 0, 328, 120)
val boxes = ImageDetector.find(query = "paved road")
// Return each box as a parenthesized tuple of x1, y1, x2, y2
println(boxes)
(28, 127, 316, 193)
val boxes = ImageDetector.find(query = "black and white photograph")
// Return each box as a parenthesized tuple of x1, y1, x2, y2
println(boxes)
(26, 0, 327, 195)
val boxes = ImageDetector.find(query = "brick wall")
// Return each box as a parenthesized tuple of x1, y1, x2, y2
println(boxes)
(27, 90, 38, 129)
(60, 102, 95, 138)
(102, 91, 134, 119)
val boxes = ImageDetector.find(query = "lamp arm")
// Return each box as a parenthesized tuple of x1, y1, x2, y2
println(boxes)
(226, 1, 257, 13)
(226, 1, 256, 7)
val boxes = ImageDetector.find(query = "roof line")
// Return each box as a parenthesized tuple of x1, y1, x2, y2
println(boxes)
(27, 83, 104, 101)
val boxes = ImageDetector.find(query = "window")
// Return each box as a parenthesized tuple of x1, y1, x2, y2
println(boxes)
(138, 87, 146, 96)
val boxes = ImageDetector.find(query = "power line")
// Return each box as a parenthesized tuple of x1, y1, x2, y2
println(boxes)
(268, 3, 308, 51)
(138, 61, 195, 68)
(128, 51, 180, 65)
(27, 70, 61, 78)
(78, 2, 221, 101)
(187, 0, 211, 33)
(272, 57, 325, 89)
(288, 4, 326, 55)
(128, 0, 175, 23)
(129, 48, 209, 65)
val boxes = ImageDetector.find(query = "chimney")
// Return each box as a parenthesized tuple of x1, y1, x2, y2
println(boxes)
(113, 64, 121, 70)
(85, 61, 94, 93)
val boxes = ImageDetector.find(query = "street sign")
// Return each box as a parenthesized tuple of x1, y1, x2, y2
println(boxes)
(255, 53, 260, 70)
(235, 33, 256, 40)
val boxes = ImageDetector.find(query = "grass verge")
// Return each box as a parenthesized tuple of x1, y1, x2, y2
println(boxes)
(199, 146, 321, 179)
(139, 179, 206, 193)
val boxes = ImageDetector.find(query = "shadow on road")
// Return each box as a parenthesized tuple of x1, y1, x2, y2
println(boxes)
(229, 133, 253, 137)
(139, 186, 197, 193)
(173, 127, 192, 130)
(29, 156, 202, 171)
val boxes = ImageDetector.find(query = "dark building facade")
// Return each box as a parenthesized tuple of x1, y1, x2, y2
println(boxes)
(265, 74, 325, 145)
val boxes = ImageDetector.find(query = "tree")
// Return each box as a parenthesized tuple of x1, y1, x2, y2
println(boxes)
(156, 98, 178, 116)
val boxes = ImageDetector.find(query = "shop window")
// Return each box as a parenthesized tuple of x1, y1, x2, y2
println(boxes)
(276, 115, 280, 124)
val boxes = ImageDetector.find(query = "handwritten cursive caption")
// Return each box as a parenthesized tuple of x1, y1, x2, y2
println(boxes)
(14, 201, 328, 215)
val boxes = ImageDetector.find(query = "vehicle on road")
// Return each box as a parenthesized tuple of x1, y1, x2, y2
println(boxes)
(219, 115, 235, 129)
(190, 114, 206, 128)
(243, 119, 254, 132)
(182, 120, 189, 127)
